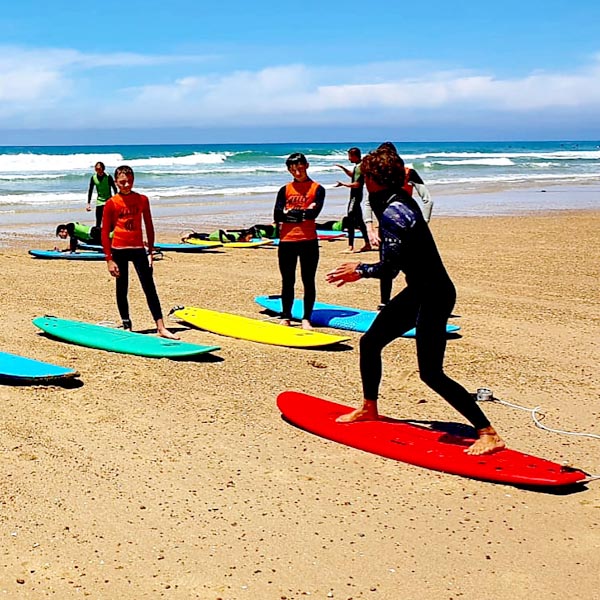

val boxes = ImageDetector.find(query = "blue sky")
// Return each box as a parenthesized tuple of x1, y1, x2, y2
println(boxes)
(1, 0, 600, 144)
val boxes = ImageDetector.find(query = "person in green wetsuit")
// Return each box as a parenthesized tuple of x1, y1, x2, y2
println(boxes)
(56, 222, 101, 252)
(87, 161, 117, 228)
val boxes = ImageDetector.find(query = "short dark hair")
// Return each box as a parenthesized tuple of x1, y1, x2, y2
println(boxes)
(114, 165, 134, 179)
(348, 147, 361, 159)
(95, 161, 105, 170)
(361, 148, 406, 189)
(55, 224, 68, 236)
(285, 153, 308, 168)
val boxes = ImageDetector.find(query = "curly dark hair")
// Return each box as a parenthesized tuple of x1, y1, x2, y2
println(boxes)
(361, 148, 405, 189)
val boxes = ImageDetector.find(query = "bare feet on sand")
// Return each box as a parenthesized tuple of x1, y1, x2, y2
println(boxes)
(156, 318, 180, 340)
(336, 400, 379, 423)
(465, 427, 505, 455)
(357, 245, 373, 252)
(158, 328, 180, 340)
(280, 319, 292, 327)
(301, 319, 313, 330)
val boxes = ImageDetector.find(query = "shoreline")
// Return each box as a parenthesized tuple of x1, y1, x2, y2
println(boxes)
(1, 181, 599, 241)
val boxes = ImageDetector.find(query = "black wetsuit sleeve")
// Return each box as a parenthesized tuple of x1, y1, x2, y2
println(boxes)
(66, 223, 77, 252)
(273, 186, 288, 223)
(108, 175, 117, 195)
(356, 203, 414, 281)
(88, 177, 95, 202)
(357, 228, 403, 280)
(304, 185, 325, 220)
(408, 168, 425, 185)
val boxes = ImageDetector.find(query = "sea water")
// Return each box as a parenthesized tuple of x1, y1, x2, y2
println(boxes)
(1, 140, 599, 234)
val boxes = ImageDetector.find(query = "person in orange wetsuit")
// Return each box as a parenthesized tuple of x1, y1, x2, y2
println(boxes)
(273, 153, 325, 330)
(101, 165, 178, 339)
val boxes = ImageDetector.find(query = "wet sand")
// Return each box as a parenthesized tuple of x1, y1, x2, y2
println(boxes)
(0, 209, 599, 598)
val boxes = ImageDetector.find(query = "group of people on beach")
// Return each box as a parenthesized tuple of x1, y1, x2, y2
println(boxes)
(59, 145, 504, 456)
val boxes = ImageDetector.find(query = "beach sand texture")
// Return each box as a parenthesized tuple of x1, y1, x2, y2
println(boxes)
(1, 211, 599, 599)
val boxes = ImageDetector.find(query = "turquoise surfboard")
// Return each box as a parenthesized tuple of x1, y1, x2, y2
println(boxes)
(33, 316, 220, 358)
(29, 249, 106, 260)
(0, 350, 79, 383)
(254, 296, 460, 337)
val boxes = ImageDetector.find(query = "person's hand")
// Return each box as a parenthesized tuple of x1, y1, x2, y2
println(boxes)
(86, 204, 92, 212)
(107, 259, 120, 278)
(326, 262, 361, 287)
(334, 181, 343, 187)
(367, 223, 380, 248)
(147, 251, 154, 268)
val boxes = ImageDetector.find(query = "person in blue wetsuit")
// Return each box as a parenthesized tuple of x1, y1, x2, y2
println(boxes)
(326, 147, 504, 456)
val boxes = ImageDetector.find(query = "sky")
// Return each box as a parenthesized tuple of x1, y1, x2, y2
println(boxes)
(1, 0, 600, 144)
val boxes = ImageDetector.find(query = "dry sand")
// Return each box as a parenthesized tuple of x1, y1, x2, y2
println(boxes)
(1, 210, 599, 599)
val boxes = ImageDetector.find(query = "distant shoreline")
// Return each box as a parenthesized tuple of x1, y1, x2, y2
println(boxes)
(1, 180, 599, 242)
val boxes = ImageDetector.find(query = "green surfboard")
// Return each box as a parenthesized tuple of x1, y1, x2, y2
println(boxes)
(33, 316, 220, 358)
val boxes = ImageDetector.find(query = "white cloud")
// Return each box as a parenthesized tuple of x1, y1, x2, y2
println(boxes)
(1, 45, 600, 129)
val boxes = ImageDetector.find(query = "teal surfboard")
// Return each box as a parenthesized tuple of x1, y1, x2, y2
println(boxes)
(0, 350, 79, 383)
(255, 296, 460, 337)
(33, 316, 220, 358)
(29, 249, 106, 260)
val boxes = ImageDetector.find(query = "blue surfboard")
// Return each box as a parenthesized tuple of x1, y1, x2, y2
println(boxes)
(255, 295, 461, 337)
(0, 350, 79, 383)
(29, 249, 106, 260)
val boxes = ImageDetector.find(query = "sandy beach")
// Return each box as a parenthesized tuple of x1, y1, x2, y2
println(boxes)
(1, 208, 599, 599)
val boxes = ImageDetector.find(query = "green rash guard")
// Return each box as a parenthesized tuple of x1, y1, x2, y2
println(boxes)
(91, 174, 114, 206)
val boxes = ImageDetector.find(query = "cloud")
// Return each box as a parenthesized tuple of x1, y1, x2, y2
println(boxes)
(2, 45, 600, 131)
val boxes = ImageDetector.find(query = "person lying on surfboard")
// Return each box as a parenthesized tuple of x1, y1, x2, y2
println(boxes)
(325, 147, 504, 456)
(55, 222, 101, 252)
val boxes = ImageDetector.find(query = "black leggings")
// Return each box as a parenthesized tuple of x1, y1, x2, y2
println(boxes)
(277, 239, 320, 320)
(360, 285, 490, 430)
(347, 200, 369, 248)
(95, 205, 105, 228)
(112, 248, 163, 322)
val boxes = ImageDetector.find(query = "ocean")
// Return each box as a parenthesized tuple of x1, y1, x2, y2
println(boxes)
(1, 140, 599, 234)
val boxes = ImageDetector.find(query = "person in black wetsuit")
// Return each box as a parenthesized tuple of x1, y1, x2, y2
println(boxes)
(364, 142, 433, 309)
(335, 147, 372, 253)
(326, 147, 504, 456)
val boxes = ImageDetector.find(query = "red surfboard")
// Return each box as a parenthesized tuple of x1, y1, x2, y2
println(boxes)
(277, 391, 589, 488)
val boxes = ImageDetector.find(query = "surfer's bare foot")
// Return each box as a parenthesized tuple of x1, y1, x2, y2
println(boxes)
(336, 400, 379, 423)
(357, 244, 372, 252)
(301, 319, 313, 330)
(465, 427, 505, 455)
(158, 328, 180, 340)
(280, 318, 292, 327)
(156, 318, 180, 340)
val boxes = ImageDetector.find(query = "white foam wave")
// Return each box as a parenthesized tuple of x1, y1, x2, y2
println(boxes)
(0, 153, 123, 173)
(428, 172, 599, 186)
(427, 158, 515, 167)
(127, 152, 231, 168)
(406, 150, 600, 161)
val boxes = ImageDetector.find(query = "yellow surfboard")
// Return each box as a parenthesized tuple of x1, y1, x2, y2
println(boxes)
(180, 240, 223, 248)
(173, 307, 351, 348)
(187, 238, 273, 249)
